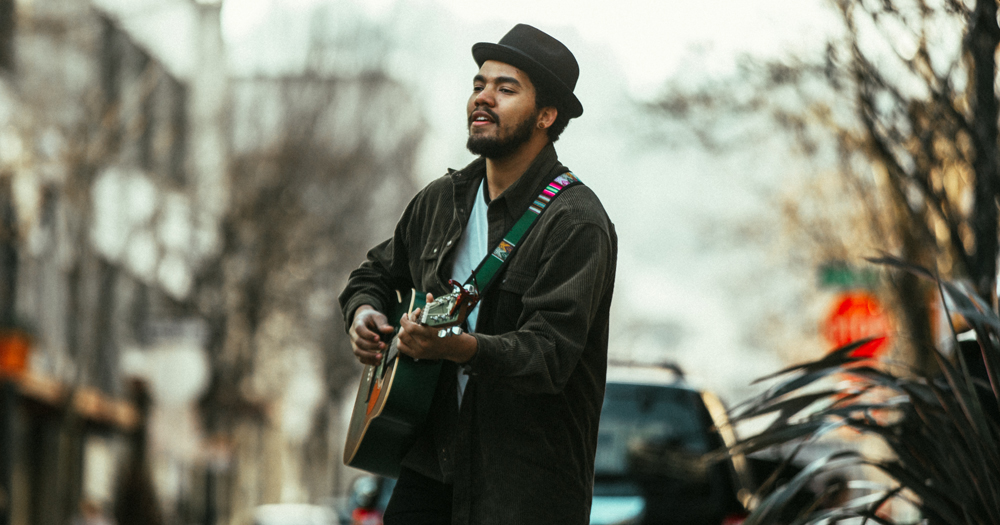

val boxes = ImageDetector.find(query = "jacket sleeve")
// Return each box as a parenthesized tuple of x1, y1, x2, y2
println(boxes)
(467, 218, 616, 394)
(338, 196, 420, 330)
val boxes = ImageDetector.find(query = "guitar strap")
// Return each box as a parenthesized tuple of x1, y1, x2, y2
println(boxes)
(462, 171, 581, 295)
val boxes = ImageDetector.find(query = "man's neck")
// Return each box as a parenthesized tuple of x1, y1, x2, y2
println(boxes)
(485, 135, 550, 200)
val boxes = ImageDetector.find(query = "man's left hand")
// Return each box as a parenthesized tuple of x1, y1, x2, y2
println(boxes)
(397, 293, 478, 363)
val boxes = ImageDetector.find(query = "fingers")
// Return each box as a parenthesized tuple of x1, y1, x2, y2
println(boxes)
(349, 298, 444, 365)
(351, 322, 385, 352)
(397, 314, 415, 355)
(373, 313, 395, 335)
(398, 309, 416, 334)
(350, 308, 391, 365)
(397, 315, 437, 359)
(354, 346, 382, 366)
(351, 331, 383, 365)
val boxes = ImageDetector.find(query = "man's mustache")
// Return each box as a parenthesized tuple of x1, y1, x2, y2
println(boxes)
(469, 106, 500, 126)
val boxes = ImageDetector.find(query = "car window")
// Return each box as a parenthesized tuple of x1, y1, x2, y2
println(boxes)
(595, 383, 711, 476)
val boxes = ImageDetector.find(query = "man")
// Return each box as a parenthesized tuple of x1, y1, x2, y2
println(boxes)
(340, 24, 617, 525)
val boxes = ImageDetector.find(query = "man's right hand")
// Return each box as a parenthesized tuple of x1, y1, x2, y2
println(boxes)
(349, 305, 395, 366)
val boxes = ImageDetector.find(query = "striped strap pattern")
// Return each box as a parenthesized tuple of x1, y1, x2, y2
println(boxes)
(466, 172, 580, 291)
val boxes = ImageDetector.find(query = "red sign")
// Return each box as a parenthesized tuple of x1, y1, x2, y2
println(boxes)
(0, 329, 30, 377)
(822, 292, 892, 358)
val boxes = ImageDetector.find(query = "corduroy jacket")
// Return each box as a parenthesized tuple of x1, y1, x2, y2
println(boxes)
(340, 143, 617, 524)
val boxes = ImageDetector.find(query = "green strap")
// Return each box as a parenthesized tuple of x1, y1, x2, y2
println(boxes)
(464, 171, 581, 293)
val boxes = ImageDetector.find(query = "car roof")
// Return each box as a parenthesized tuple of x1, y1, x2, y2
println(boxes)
(253, 504, 337, 525)
(606, 364, 698, 391)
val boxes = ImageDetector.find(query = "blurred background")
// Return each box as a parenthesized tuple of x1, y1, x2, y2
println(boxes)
(0, 0, 990, 523)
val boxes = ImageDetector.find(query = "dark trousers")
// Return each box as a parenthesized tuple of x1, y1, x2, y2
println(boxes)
(383, 467, 453, 525)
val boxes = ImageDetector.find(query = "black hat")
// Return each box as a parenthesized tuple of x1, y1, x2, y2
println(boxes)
(472, 24, 583, 119)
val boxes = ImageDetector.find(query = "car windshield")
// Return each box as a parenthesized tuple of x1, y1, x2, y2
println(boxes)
(595, 382, 711, 477)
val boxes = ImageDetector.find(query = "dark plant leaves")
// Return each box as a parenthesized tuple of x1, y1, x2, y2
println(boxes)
(733, 260, 1000, 523)
(864, 254, 936, 280)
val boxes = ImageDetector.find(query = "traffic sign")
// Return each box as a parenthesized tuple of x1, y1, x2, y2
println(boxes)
(822, 291, 892, 358)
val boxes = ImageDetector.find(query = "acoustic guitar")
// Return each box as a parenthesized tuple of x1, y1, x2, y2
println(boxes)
(343, 281, 479, 478)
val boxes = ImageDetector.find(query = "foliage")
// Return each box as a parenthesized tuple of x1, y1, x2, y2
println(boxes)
(653, 0, 999, 292)
(648, 0, 1000, 372)
(730, 256, 1000, 524)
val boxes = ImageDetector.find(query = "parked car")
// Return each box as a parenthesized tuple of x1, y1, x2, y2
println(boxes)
(591, 364, 753, 525)
(336, 475, 395, 525)
(252, 504, 339, 525)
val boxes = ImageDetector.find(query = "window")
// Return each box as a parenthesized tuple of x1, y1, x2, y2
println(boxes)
(595, 383, 711, 477)
(0, 0, 14, 72)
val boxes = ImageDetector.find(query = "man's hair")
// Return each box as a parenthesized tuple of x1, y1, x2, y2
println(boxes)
(534, 85, 571, 142)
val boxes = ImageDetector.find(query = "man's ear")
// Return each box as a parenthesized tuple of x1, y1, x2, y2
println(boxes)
(537, 107, 558, 130)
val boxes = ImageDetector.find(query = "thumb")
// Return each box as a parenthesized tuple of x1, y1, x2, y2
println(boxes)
(376, 315, 395, 333)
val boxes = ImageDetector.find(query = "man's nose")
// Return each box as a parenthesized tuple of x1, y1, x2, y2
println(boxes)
(474, 86, 495, 107)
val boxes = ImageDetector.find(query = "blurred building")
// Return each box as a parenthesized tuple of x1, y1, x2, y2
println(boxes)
(0, 0, 421, 524)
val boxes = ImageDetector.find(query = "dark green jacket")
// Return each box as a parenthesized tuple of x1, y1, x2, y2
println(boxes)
(340, 143, 617, 524)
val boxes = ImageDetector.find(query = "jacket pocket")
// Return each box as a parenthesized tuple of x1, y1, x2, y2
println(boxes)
(416, 239, 445, 292)
(498, 269, 534, 294)
(494, 269, 534, 328)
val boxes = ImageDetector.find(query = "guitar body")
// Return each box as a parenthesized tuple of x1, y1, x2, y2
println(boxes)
(344, 285, 478, 478)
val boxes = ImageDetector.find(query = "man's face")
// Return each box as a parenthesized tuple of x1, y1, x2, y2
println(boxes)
(466, 60, 541, 159)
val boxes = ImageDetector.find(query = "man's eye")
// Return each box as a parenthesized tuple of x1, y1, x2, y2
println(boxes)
(473, 85, 484, 92)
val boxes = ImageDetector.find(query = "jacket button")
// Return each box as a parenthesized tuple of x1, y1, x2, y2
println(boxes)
(433, 248, 439, 254)
(446, 240, 453, 247)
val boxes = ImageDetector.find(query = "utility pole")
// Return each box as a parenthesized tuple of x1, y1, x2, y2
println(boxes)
(0, 0, 13, 72)
(0, 2, 19, 521)
(0, 178, 17, 525)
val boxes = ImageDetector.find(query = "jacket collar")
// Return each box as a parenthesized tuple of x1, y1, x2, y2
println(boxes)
(452, 143, 563, 223)
(494, 143, 562, 221)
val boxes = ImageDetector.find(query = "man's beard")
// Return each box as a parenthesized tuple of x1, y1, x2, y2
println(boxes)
(466, 108, 538, 159)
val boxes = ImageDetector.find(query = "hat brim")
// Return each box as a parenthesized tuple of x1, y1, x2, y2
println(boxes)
(472, 43, 584, 119)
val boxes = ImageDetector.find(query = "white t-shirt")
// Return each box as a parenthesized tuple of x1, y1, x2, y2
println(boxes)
(449, 179, 489, 407)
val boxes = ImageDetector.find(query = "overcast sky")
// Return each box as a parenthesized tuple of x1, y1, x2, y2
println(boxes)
(223, 0, 839, 95)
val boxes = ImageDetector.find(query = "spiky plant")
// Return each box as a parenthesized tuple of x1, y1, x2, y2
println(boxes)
(729, 258, 1000, 524)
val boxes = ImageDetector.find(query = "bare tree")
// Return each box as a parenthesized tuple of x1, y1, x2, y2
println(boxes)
(648, 0, 1000, 370)
(192, 17, 424, 516)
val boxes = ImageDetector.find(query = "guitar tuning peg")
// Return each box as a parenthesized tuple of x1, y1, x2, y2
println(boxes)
(437, 326, 464, 338)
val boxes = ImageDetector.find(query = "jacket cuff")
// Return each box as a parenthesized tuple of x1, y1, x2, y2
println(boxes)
(343, 293, 386, 332)
(466, 332, 500, 376)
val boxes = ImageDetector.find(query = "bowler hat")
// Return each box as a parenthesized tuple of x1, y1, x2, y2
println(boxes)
(472, 24, 583, 119)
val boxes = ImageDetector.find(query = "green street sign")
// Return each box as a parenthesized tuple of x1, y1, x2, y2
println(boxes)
(819, 262, 879, 290)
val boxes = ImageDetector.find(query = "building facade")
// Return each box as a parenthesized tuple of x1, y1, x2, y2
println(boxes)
(0, 1, 422, 523)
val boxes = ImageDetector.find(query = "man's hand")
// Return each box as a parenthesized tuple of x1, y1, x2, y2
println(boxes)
(397, 293, 478, 363)
(350, 305, 395, 366)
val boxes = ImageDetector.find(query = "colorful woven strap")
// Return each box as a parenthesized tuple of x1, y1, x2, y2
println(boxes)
(465, 171, 580, 292)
